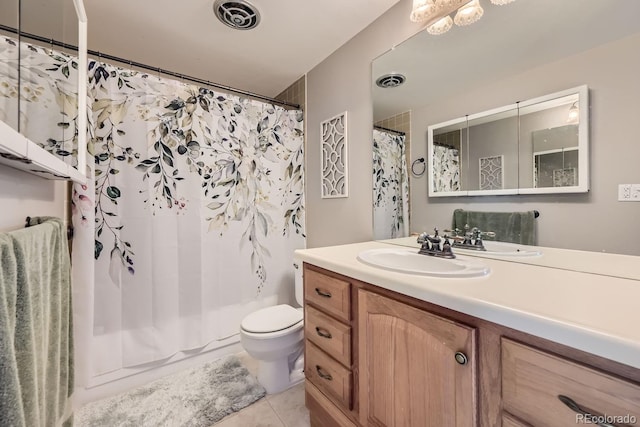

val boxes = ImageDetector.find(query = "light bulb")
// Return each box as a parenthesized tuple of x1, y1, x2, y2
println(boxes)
(410, 0, 436, 23)
(567, 103, 579, 123)
(454, 0, 484, 26)
(427, 15, 453, 35)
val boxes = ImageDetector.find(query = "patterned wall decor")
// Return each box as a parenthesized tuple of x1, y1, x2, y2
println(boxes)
(553, 167, 577, 187)
(479, 155, 504, 190)
(321, 111, 348, 198)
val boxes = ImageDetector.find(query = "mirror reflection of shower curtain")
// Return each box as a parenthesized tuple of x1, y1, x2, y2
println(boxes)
(432, 144, 460, 192)
(373, 129, 409, 239)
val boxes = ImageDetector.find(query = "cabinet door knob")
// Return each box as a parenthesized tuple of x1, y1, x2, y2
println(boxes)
(454, 351, 468, 365)
(558, 395, 616, 427)
(315, 326, 333, 339)
(316, 365, 333, 381)
(315, 288, 332, 298)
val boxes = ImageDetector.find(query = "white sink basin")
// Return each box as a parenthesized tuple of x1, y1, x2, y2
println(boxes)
(357, 248, 490, 278)
(455, 241, 542, 257)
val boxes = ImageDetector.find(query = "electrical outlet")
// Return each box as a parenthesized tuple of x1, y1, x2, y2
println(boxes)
(618, 184, 640, 201)
(618, 184, 631, 201)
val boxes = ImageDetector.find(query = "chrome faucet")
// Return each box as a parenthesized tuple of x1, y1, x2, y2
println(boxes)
(449, 224, 496, 251)
(417, 228, 455, 259)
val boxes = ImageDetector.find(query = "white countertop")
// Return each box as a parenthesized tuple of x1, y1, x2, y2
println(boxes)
(295, 240, 640, 369)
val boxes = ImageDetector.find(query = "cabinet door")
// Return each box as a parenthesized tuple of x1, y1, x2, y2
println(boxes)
(358, 290, 477, 427)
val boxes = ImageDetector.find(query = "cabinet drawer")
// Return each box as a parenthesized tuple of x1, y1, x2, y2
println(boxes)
(306, 341, 352, 410)
(305, 305, 351, 367)
(502, 339, 640, 427)
(304, 267, 351, 322)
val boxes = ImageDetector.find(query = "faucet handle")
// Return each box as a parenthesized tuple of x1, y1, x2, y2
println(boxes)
(443, 228, 462, 238)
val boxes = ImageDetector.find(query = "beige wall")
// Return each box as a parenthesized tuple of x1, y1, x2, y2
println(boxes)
(0, 166, 67, 231)
(305, 0, 420, 248)
(410, 33, 640, 255)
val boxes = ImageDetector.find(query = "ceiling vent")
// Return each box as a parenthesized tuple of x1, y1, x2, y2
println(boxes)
(376, 73, 406, 88)
(213, 0, 261, 30)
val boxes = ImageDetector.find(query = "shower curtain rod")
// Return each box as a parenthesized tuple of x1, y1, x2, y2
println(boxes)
(433, 141, 457, 150)
(0, 24, 301, 110)
(374, 125, 405, 136)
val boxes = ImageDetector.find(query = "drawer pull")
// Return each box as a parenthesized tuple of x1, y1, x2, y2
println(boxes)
(315, 326, 333, 339)
(454, 351, 468, 365)
(315, 288, 332, 298)
(316, 365, 333, 381)
(558, 395, 616, 427)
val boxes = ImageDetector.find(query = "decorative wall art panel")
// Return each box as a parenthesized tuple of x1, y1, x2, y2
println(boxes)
(553, 167, 577, 187)
(321, 111, 348, 198)
(479, 155, 504, 190)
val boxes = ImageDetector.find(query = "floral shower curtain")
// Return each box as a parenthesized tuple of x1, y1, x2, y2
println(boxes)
(432, 144, 460, 192)
(75, 62, 305, 376)
(372, 129, 409, 240)
(1, 36, 306, 379)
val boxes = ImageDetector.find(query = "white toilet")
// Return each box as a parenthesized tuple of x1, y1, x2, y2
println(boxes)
(240, 261, 304, 394)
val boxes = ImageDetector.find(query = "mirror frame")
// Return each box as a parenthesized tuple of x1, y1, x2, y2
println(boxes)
(427, 85, 589, 197)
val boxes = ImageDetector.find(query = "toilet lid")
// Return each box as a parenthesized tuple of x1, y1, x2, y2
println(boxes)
(241, 304, 303, 333)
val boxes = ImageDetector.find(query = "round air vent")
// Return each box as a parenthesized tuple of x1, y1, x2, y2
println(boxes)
(376, 73, 406, 88)
(213, 0, 261, 30)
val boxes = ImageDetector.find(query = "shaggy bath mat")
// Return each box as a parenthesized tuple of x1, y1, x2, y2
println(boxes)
(75, 355, 266, 427)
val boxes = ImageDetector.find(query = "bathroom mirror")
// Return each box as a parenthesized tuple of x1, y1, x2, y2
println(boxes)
(0, 1, 19, 131)
(372, 0, 640, 258)
(0, 0, 87, 182)
(428, 86, 588, 197)
(20, 0, 79, 163)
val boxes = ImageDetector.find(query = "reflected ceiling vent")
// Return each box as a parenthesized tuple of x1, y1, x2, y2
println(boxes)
(376, 73, 406, 88)
(213, 0, 261, 30)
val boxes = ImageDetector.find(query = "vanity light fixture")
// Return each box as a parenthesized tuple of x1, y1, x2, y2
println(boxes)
(427, 15, 453, 35)
(567, 102, 579, 123)
(454, 0, 484, 26)
(412, 0, 517, 35)
(410, 0, 437, 23)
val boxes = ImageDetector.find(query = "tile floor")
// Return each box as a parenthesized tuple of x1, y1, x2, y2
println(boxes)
(212, 351, 310, 427)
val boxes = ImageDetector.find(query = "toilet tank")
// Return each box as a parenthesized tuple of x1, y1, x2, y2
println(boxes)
(293, 257, 303, 307)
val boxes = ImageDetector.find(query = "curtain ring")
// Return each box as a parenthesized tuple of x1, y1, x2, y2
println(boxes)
(411, 157, 426, 177)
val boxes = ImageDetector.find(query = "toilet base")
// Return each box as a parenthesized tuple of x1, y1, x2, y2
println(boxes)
(257, 353, 304, 394)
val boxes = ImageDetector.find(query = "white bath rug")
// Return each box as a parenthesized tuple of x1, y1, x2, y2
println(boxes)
(75, 355, 266, 427)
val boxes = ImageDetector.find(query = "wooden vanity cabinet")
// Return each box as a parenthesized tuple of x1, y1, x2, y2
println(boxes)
(358, 289, 477, 426)
(501, 339, 640, 427)
(302, 263, 640, 427)
(304, 265, 357, 425)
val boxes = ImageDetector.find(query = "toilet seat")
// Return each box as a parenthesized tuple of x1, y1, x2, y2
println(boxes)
(241, 304, 303, 339)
